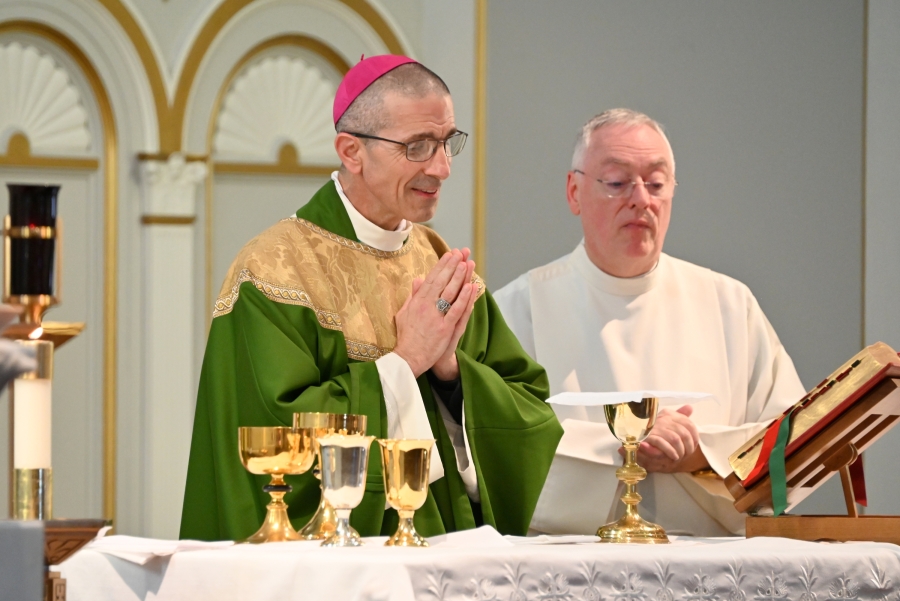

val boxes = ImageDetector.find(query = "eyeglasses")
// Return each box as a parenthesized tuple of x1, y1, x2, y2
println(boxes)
(572, 169, 677, 199)
(347, 131, 468, 162)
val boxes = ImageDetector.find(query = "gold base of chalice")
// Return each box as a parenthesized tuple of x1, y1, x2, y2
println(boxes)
(386, 511, 428, 547)
(238, 426, 315, 544)
(597, 399, 669, 544)
(380, 439, 434, 548)
(244, 476, 301, 544)
(294, 412, 368, 540)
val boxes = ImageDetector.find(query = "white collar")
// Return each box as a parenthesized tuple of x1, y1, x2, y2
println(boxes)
(570, 241, 663, 296)
(331, 172, 412, 252)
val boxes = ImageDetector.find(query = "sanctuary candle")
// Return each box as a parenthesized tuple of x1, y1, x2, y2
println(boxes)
(10, 339, 55, 519)
(13, 377, 52, 469)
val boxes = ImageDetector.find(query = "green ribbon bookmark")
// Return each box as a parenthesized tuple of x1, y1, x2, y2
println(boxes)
(768, 407, 797, 516)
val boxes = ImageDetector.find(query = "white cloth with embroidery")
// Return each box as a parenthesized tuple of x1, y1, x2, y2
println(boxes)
(494, 242, 806, 536)
(59, 529, 900, 601)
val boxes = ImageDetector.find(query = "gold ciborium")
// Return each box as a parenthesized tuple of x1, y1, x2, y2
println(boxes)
(294, 412, 368, 540)
(597, 397, 669, 544)
(318, 433, 376, 547)
(379, 439, 433, 547)
(238, 426, 315, 543)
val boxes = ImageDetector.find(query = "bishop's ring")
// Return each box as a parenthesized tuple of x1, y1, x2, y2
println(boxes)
(436, 298, 452, 315)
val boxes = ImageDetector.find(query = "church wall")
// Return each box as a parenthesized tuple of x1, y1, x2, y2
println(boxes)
(484, 1, 867, 515)
(861, 0, 900, 517)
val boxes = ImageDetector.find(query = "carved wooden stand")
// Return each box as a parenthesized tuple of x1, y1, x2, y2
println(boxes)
(43, 519, 107, 601)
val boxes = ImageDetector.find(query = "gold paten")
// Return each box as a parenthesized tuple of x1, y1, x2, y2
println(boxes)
(237, 426, 315, 543)
(294, 412, 368, 540)
(597, 398, 669, 544)
(729, 342, 899, 481)
(13, 468, 51, 520)
(379, 439, 434, 547)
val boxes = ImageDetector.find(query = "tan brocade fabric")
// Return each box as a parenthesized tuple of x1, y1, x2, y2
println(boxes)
(214, 218, 486, 361)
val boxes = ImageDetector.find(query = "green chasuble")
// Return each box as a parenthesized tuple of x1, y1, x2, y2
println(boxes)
(180, 180, 563, 541)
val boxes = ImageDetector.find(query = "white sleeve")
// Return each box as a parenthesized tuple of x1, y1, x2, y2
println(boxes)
(374, 353, 444, 483)
(493, 274, 537, 359)
(698, 293, 806, 477)
(433, 392, 480, 502)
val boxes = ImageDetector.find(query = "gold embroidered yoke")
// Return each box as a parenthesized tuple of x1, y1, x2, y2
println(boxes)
(214, 217, 485, 362)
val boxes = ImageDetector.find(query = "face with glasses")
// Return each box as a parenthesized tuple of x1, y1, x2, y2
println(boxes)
(567, 123, 676, 278)
(335, 91, 461, 230)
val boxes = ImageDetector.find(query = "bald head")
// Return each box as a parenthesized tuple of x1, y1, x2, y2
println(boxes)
(335, 63, 450, 135)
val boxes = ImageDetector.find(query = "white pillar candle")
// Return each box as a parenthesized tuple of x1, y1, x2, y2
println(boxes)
(13, 378, 52, 469)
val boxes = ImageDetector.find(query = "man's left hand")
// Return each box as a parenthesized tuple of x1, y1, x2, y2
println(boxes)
(619, 405, 710, 473)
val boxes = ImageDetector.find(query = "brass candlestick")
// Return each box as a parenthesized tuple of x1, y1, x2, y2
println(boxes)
(3, 184, 84, 521)
(294, 412, 367, 540)
(238, 426, 315, 543)
(597, 397, 669, 544)
(379, 439, 433, 547)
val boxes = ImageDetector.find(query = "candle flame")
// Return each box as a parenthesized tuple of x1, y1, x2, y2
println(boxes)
(29, 327, 43, 340)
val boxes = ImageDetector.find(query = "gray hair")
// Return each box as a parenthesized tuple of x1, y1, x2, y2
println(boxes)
(571, 108, 674, 171)
(336, 63, 450, 134)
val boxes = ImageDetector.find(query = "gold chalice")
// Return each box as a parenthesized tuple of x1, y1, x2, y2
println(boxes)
(238, 426, 315, 543)
(379, 439, 434, 547)
(317, 433, 376, 547)
(294, 412, 368, 540)
(597, 397, 669, 544)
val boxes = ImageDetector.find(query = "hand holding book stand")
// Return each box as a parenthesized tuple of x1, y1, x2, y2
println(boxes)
(725, 342, 900, 543)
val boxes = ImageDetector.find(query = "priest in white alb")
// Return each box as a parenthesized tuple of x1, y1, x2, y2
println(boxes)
(494, 108, 806, 536)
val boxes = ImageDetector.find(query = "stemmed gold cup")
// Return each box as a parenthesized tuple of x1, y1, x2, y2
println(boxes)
(596, 397, 669, 544)
(317, 433, 376, 547)
(237, 425, 315, 543)
(294, 412, 368, 540)
(379, 439, 434, 547)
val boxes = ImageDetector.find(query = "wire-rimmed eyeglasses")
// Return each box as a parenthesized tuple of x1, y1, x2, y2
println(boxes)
(347, 131, 468, 162)
(572, 169, 677, 199)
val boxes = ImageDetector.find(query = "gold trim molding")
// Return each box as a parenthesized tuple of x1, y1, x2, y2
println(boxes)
(0, 21, 119, 527)
(141, 215, 196, 225)
(474, 0, 487, 275)
(137, 152, 208, 163)
(214, 142, 339, 177)
(0, 133, 99, 171)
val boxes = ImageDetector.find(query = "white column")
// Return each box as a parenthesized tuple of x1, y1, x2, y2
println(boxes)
(139, 153, 208, 539)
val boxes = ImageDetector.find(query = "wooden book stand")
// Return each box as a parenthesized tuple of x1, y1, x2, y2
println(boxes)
(725, 342, 900, 543)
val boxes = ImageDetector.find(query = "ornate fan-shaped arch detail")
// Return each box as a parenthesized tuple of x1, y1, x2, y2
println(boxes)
(0, 42, 92, 154)
(214, 56, 339, 165)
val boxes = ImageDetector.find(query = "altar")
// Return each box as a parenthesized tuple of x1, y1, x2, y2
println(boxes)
(59, 527, 900, 601)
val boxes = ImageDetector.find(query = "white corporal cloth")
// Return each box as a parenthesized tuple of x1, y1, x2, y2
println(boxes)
(60, 528, 900, 601)
(494, 243, 807, 536)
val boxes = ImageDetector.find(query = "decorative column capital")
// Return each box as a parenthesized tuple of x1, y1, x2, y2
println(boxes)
(138, 153, 208, 220)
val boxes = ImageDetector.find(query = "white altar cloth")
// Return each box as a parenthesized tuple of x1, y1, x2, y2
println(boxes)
(60, 527, 900, 601)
